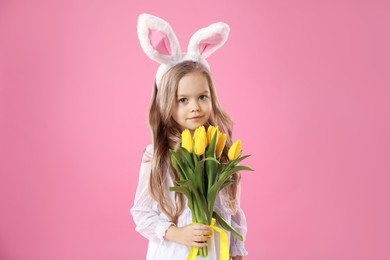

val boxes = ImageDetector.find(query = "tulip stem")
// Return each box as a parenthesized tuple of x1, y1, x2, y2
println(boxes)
(193, 200, 208, 257)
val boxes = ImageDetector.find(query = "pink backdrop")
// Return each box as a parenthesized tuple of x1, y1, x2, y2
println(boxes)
(1, 0, 389, 259)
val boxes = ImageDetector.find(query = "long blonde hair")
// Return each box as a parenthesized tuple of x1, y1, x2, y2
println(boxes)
(147, 61, 240, 224)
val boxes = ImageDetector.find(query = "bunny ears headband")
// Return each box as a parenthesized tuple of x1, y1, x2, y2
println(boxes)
(137, 14, 230, 89)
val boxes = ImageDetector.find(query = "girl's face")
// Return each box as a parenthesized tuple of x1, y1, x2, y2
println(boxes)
(172, 72, 212, 133)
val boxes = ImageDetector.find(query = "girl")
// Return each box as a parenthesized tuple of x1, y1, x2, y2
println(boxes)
(131, 14, 247, 260)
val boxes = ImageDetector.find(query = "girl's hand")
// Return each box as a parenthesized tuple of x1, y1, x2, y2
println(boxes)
(165, 224, 212, 247)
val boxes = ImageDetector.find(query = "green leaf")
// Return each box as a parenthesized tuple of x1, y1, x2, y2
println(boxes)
(176, 179, 191, 186)
(169, 186, 190, 197)
(219, 165, 254, 182)
(169, 186, 194, 212)
(181, 147, 195, 169)
(208, 165, 252, 208)
(231, 154, 252, 166)
(223, 154, 251, 173)
(171, 156, 186, 180)
(193, 159, 206, 194)
(213, 211, 243, 241)
(206, 158, 218, 194)
(171, 150, 195, 182)
(216, 162, 226, 175)
(220, 178, 234, 190)
(187, 181, 209, 222)
(206, 128, 218, 158)
(201, 157, 220, 164)
(192, 152, 199, 165)
(207, 184, 221, 215)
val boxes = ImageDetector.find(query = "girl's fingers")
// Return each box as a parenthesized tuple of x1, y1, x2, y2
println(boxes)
(193, 225, 211, 234)
(191, 240, 208, 248)
(195, 229, 212, 236)
(193, 224, 210, 230)
(194, 235, 208, 242)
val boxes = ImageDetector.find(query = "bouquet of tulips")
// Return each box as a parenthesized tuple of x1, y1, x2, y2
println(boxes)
(170, 125, 253, 258)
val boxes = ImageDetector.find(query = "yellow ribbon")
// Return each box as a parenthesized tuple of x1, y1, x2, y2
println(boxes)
(187, 218, 229, 260)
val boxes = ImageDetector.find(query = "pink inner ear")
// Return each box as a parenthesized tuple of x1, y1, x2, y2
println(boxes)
(199, 34, 222, 54)
(148, 29, 172, 56)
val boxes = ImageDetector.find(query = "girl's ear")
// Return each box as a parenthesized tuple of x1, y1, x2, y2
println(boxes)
(187, 22, 230, 60)
(137, 13, 182, 65)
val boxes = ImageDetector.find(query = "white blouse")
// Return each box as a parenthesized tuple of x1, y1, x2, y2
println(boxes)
(130, 144, 248, 259)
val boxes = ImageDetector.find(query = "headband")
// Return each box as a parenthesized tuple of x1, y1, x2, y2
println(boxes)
(137, 13, 230, 89)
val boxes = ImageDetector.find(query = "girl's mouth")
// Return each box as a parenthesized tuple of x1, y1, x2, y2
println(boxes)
(189, 116, 203, 120)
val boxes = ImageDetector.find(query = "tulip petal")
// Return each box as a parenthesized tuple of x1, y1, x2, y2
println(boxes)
(216, 132, 226, 158)
(181, 129, 193, 153)
(228, 140, 242, 160)
(194, 126, 207, 156)
(207, 125, 218, 144)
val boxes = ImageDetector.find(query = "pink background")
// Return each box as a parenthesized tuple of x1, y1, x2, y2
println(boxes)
(1, 0, 389, 259)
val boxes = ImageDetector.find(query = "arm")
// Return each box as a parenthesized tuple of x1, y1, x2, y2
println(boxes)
(130, 145, 174, 242)
(229, 183, 248, 258)
(130, 145, 212, 246)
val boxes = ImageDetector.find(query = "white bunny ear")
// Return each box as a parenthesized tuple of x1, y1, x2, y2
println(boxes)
(137, 14, 182, 65)
(187, 22, 230, 60)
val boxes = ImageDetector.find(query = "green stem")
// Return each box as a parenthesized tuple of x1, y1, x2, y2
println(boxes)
(193, 199, 208, 257)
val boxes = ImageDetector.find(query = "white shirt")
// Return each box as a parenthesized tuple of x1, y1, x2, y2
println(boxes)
(130, 144, 248, 259)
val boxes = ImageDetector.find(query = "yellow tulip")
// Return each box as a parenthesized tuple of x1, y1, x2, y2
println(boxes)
(193, 127, 199, 140)
(216, 132, 227, 158)
(193, 126, 207, 156)
(193, 126, 206, 141)
(181, 129, 193, 153)
(194, 126, 207, 149)
(228, 140, 242, 160)
(207, 125, 218, 144)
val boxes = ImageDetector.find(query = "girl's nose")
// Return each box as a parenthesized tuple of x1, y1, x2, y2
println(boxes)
(191, 101, 200, 112)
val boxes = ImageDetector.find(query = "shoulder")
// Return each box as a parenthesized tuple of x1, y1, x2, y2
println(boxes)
(142, 144, 154, 163)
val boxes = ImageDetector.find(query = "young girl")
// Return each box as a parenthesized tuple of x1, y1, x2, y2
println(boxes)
(131, 14, 247, 260)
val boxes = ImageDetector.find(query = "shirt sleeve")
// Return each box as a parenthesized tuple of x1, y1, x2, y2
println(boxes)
(130, 144, 175, 243)
(229, 183, 249, 257)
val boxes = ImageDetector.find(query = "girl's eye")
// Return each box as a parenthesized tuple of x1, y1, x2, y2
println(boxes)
(179, 98, 188, 103)
(199, 95, 209, 101)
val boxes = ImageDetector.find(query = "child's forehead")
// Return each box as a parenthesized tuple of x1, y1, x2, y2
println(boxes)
(178, 72, 208, 85)
(176, 74, 210, 96)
